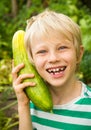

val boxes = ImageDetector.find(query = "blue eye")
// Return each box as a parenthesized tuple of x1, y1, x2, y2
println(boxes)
(59, 46, 67, 50)
(37, 50, 47, 54)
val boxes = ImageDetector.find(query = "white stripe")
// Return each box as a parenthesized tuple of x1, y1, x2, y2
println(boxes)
(33, 122, 63, 130)
(31, 109, 91, 126)
(87, 91, 91, 96)
(53, 104, 91, 112)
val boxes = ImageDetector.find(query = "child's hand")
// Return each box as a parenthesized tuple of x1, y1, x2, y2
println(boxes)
(12, 62, 35, 106)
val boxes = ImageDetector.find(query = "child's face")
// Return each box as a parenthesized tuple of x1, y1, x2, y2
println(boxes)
(30, 32, 81, 88)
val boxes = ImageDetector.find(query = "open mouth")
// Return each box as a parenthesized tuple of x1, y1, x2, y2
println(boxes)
(46, 66, 66, 75)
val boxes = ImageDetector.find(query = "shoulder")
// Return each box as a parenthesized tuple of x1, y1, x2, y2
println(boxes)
(83, 82, 91, 97)
(30, 101, 38, 110)
(29, 101, 42, 113)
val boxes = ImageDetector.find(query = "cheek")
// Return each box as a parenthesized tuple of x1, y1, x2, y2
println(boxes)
(63, 51, 77, 65)
(33, 57, 45, 70)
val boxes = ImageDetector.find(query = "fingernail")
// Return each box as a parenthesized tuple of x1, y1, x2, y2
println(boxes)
(32, 82, 36, 85)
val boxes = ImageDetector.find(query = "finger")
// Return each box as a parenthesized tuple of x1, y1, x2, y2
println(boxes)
(12, 63, 25, 81)
(13, 81, 36, 93)
(15, 73, 35, 84)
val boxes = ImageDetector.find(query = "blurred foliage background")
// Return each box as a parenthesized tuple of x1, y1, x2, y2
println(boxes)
(0, 0, 91, 129)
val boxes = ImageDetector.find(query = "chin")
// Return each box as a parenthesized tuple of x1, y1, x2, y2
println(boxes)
(47, 81, 64, 88)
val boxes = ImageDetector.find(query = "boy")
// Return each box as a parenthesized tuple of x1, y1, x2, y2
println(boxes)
(12, 10, 91, 130)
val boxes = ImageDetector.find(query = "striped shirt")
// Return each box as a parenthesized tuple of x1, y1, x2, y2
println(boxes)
(30, 83, 91, 130)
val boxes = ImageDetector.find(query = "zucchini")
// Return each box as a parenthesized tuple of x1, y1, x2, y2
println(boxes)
(12, 30, 53, 112)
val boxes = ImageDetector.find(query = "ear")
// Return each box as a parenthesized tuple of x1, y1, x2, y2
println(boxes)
(77, 45, 84, 63)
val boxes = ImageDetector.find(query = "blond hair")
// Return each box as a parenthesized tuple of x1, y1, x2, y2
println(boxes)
(24, 10, 82, 61)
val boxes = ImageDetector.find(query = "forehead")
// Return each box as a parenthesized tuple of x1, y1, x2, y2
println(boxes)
(31, 30, 73, 49)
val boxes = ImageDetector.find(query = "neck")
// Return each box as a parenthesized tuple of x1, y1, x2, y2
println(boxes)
(48, 79, 82, 105)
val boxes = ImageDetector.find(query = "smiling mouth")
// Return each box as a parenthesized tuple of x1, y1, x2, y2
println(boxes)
(46, 66, 66, 75)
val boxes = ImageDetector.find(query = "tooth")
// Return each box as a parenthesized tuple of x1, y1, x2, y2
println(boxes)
(49, 69, 52, 72)
(60, 68, 63, 71)
(49, 69, 51, 72)
(56, 68, 59, 71)
(53, 69, 56, 72)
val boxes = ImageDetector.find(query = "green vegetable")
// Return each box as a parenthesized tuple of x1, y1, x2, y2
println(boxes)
(12, 30, 53, 112)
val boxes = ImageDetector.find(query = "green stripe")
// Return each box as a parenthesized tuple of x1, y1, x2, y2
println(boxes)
(30, 102, 35, 108)
(76, 98, 91, 105)
(32, 115, 91, 130)
(30, 102, 44, 111)
(53, 109, 91, 119)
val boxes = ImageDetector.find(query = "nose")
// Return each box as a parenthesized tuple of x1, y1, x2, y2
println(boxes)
(48, 51, 59, 63)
